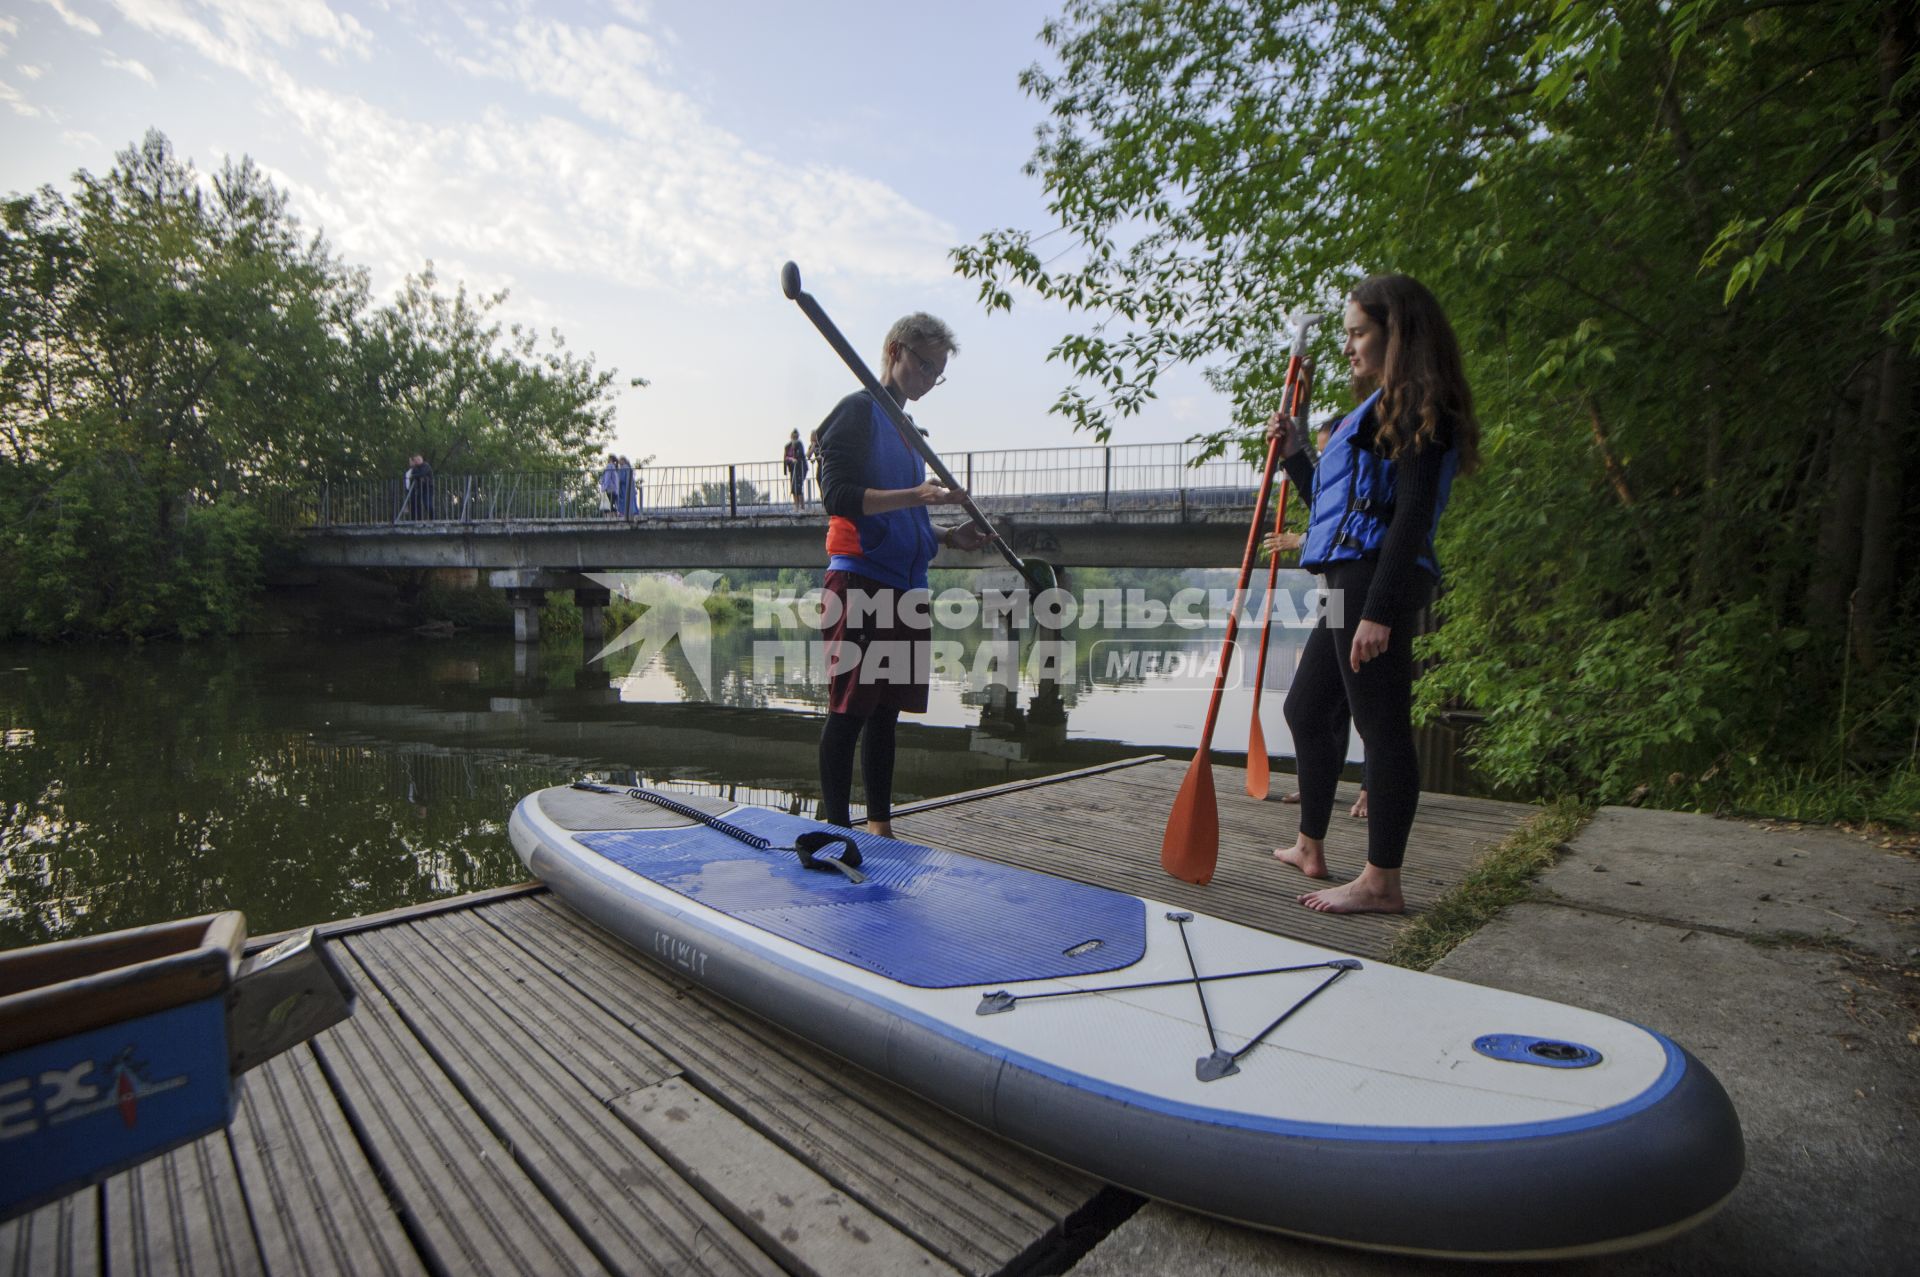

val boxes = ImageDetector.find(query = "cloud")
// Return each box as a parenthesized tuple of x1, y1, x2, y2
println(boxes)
(108, 3, 957, 299)
(18, 65, 46, 80)
(105, 0, 370, 74)
(429, 14, 955, 288)
(104, 54, 155, 84)
(33, 1, 102, 38)
(0, 79, 41, 118)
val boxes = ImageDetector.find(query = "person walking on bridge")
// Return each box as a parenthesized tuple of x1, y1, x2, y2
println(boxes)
(1267, 274, 1479, 913)
(812, 313, 991, 838)
(403, 453, 435, 521)
(784, 429, 809, 508)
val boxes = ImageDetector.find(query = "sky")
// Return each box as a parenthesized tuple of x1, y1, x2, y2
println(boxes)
(0, 0, 1232, 468)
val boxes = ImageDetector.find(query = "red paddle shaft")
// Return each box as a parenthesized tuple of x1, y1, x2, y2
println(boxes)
(1249, 364, 1314, 715)
(1161, 311, 1326, 884)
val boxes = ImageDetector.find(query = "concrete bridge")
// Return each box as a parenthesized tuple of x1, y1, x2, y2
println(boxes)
(285, 439, 1271, 638)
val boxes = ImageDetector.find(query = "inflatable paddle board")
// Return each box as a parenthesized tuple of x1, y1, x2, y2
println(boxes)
(509, 783, 1743, 1259)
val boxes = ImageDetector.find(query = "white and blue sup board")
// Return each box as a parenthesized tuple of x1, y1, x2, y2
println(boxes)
(509, 783, 1743, 1259)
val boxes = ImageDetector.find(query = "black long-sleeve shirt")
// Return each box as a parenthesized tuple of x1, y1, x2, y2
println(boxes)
(1283, 414, 1452, 624)
(815, 388, 928, 519)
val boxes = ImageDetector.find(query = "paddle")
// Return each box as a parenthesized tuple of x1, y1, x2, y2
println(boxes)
(1161, 312, 1326, 884)
(780, 261, 1058, 593)
(1245, 356, 1315, 800)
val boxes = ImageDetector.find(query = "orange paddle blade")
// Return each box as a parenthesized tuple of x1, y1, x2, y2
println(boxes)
(1161, 754, 1220, 884)
(1246, 708, 1270, 800)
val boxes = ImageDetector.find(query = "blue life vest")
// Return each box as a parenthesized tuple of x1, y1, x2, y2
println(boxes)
(1300, 389, 1458, 578)
(825, 395, 940, 591)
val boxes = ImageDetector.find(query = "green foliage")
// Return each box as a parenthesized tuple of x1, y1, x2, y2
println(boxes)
(0, 454, 268, 638)
(963, 0, 1918, 807)
(0, 129, 639, 640)
(339, 268, 640, 477)
(683, 477, 769, 508)
(418, 579, 512, 628)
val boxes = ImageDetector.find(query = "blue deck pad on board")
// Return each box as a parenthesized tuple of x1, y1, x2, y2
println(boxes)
(578, 809, 1146, 988)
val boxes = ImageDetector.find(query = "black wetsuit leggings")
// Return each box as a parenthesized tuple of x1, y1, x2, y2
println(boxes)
(818, 707, 900, 827)
(1283, 558, 1432, 870)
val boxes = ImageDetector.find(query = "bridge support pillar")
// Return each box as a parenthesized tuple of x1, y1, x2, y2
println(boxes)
(505, 588, 545, 643)
(575, 586, 612, 644)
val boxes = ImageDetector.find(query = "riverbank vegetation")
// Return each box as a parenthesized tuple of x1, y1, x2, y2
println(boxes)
(956, 0, 1917, 824)
(0, 130, 634, 641)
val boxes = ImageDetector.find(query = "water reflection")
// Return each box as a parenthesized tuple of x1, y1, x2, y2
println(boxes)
(0, 612, 1479, 947)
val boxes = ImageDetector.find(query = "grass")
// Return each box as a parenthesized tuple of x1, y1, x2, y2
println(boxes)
(1709, 762, 1920, 831)
(1385, 798, 1593, 971)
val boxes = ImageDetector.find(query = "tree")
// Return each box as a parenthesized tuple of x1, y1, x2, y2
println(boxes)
(338, 267, 643, 479)
(958, 1, 1917, 804)
(0, 131, 347, 635)
(0, 130, 644, 638)
(684, 477, 768, 508)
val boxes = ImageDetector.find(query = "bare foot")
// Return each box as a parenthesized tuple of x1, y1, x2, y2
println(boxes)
(1299, 866, 1403, 914)
(1280, 790, 1302, 805)
(1273, 835, 1328, 879)
(867, 819, 893, 839)
(1349, 789, 1369, 819)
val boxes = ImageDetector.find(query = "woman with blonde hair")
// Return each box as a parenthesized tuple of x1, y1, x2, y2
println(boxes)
(812, 313, 990, 836)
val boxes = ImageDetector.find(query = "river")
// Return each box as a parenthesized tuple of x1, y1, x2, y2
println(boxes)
(0, 602, 1485, 948)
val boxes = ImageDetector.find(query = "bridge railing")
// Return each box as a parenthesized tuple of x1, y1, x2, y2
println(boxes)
(287, 442, 1260, 528)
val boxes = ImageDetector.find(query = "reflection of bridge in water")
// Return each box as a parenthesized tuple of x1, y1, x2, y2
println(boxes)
(279, 638, 1147, 818)
(277, 626, 1481, 817)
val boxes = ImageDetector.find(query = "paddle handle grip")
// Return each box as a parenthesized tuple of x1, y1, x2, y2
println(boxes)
(781, 262, 1031, 580)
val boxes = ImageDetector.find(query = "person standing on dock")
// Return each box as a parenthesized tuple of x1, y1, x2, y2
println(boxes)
(1268, 274, 1480, 913)
(1269, 414, 1367, 823)
(812, 313, 990, 837)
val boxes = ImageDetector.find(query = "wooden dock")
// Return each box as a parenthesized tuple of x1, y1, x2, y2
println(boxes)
(0, 757, 1536, 1277)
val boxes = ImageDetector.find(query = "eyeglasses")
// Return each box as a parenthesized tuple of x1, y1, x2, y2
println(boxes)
(900, 344, 947, 387)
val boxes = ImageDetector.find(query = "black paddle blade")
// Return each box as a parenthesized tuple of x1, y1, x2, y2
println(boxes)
(780, 260, 802, 299)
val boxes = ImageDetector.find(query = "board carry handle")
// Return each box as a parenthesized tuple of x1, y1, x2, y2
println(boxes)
(571, 782, 867, 882)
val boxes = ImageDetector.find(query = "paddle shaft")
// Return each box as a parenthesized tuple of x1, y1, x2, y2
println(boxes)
(1248, 360, 1315, 706)
(1192, 330, 1319, 754)
(1192, 426, 1287, 753)
(781, 268, 1038, 584)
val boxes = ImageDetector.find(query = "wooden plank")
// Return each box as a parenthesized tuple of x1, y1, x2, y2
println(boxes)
(309, 945, 608, 1277)
(409, 908, 677, 1103)
(0, 1191, 99, 1277)
(615, 1078, 958, 1277)
(479, 895, 1094, 1277)
(346, 923, 780, 1277)
(881, 755, 1164, 820)
(105, 1128, 263, 1277)
(228, 1043, 425, 1277)
(245, 882, 546, 953)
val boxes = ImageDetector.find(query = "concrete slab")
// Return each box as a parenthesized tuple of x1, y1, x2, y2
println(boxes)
(1540, 807, 1919, 962)
(1068, 813, 1920, 1277)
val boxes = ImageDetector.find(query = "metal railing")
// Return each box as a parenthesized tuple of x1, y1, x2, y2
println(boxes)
(282, 441, 1262, 528)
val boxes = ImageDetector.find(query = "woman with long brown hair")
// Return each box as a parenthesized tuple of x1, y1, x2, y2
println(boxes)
(1268, 273, 1480, 913)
